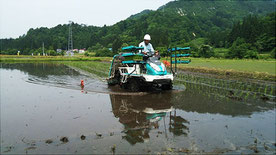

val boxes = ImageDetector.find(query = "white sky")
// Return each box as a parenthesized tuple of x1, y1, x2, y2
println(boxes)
(0, 0, 172, 39)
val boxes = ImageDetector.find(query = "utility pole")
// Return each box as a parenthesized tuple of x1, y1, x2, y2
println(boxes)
(42, 42, 45, 56)
(68, 21, 73, 52)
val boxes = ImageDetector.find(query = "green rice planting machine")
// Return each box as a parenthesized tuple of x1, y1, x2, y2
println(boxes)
(107, 46, 191, 91)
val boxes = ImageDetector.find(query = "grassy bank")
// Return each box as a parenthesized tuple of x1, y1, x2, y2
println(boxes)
(62, 57, 276, 81)
(62, 61, 110, 77)
(181, 58, 276, 75)
(0, 55, 112, 62)
(171, 58, 276, 81)
(1, 55, 275, 81)
(175, 58, 276, 81)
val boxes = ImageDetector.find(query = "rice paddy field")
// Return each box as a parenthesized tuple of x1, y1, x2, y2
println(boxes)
(1, 54, 275, 154)
(1, 62, 275, 154)
(1, 55, 275, 81)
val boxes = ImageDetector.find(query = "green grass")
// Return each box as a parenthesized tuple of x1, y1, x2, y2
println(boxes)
(175, 58, 276, 81)
(0, 55, 112, 62)
(64, 58, 276, 81)
(183, 58, 276, 75)
(62, 61, 110, 77)
(1, 55, 275, 81)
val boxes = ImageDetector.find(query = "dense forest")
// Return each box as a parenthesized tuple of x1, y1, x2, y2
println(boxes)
(0, 0, 275, 59)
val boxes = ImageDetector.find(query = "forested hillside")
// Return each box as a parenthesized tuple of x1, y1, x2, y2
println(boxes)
(1, 0, 275, 58)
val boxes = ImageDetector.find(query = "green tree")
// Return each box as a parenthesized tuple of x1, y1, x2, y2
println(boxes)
(95, 48, 113, 57)
(47, 50, 57, 56)
(112, 37, 123, 52)
(270, 48, 276, 59)
(227, 38, 249, 59)
(199, 45, 214, 58)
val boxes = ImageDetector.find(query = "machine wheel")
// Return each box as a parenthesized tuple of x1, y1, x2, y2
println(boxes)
(161, 83, 173, 90)
(107, 79, 117, 86)
(127, 79, 140, 92)
(107, 71, 120, 86)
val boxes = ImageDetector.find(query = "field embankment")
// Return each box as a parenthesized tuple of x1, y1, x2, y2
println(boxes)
(176, 58, 276, 81)
(1, 55, 275, 81)
(0, 55, 112, 62)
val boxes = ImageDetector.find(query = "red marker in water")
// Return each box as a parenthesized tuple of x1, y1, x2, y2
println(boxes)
(81, 80, 84, 89)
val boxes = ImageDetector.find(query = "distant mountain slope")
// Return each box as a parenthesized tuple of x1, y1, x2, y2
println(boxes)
(160, 0, 275, 18)
(111, 0, 275, 46)
(127, 9, 153, 20)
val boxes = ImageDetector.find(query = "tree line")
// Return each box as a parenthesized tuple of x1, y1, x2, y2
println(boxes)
(0, 0, 275, 59)
(205, 12, 275, 59)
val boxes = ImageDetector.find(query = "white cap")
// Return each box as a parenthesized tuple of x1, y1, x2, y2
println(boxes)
(144, 34, 151, 40)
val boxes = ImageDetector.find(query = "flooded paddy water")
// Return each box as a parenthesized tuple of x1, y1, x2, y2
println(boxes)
(0, 63, 275, 154)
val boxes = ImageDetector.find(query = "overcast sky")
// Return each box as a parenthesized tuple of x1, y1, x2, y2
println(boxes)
(0, 0, 172, 39)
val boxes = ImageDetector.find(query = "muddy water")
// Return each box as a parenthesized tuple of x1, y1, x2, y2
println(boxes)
(0, 63, 275, 154)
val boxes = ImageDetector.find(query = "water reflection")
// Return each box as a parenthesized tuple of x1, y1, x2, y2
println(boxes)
(0, 63, 79, 78)
(169, 110, 189, 137)
(109, 92, 192, 145)
(110, 93, 175, 144)
(0, 63, 108, 92)
(172, 82, 275, 117)
(1, 63, 275, 154)
(2, 63, 274, 117)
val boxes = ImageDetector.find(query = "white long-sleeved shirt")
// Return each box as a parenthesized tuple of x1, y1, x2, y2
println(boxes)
(139, 41, 154, 54)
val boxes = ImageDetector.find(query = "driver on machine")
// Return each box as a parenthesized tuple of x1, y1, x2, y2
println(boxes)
(139, 34, 155, 55)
